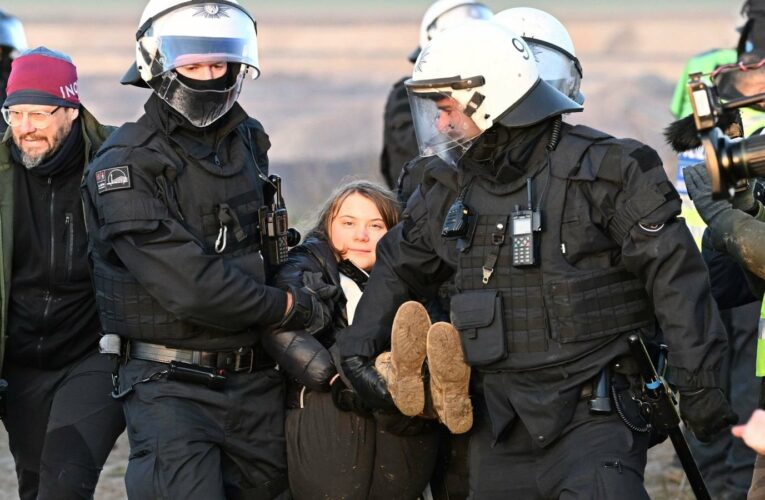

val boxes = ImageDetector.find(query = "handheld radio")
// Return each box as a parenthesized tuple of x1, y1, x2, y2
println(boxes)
(259, 175, 300, 268)
(511, 178, 542, 267)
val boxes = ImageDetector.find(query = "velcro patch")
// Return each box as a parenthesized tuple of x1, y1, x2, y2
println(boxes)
(629, 145, 662, 173)
(96, 166, 132, 194)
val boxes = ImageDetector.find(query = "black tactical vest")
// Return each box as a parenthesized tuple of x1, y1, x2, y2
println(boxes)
(87, 116, 269, 350)
(449, 126, 653, 372)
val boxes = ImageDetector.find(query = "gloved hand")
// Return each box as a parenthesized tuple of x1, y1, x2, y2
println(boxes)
(340, 355, 396, 412)
(683, 163, 733, 225)
(330, 376, 371, 417)
(731, 180, 759, 214)
(279, 272, 339, 335)
(679, 387, 739, 442)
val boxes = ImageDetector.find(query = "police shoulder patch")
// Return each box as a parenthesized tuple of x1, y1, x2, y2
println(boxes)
(96, 165, 132, 194)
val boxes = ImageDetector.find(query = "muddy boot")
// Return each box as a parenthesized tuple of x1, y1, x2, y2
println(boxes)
(385, 301, 431, 416)
(375, 351, 392, 382)
(427, 322, 473, 434)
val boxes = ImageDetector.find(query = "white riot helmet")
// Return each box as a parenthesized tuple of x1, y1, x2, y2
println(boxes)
(494, 8, 584, 104)
(409, 0, 493, 62)
(122, 0, 260, 127)
(0, 10, 27, 56)
(406, 21, 582, 166)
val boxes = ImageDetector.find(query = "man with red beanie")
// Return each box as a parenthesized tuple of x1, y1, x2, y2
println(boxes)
(0, 46, 125, 500)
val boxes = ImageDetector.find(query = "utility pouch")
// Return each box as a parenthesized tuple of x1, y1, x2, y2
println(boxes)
(167, 361, 227, 391)
(450, 290, 506, 366)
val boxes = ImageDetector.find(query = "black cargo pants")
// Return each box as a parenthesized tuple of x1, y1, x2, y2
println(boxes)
(119, 358, 289, 500)
(2, 350, 126, 500)
(468, 395, 651, 499)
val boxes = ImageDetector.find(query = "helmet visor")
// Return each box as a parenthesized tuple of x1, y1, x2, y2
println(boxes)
(528, 42, 582, 102)
(426, 4, 494, 41)
(140, 3, 258, 79)
(407, 89, 482, 166)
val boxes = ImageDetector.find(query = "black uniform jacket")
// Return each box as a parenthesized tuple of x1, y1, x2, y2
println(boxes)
(82, 95, 287, 350)
(339, 121, 728, 443)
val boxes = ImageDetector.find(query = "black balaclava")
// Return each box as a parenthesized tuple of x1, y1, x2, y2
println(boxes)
(461, 119, 553, 183)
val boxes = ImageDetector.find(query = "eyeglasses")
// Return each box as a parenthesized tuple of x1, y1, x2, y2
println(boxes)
(2, 106, 62, 129)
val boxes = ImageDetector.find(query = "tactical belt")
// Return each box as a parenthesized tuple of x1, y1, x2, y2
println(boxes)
(129, 341, 275, 373)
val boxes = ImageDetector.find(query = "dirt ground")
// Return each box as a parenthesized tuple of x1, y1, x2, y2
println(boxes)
(0, 1, 747, 498)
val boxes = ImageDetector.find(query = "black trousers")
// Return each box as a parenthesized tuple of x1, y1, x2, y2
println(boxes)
(119, 358, 288, 500)
(285, 390, 440, 500)
(2, 350, 126, 500)
(468, 396, 651, 500)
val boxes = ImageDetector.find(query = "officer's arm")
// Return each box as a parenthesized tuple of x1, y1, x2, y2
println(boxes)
(594, 142, 727, 387)
(85, 151, 287, 332)
(262, 247, 337, 391)
(337, 188, 453, 358)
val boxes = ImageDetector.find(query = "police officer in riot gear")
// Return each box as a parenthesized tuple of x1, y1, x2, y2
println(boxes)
(0, 10, 27, 104)
(380, 0, 492, 190)
(397, 6, 583, 205)
(339, 21, 737, 499)
(82, 1, 334, 498)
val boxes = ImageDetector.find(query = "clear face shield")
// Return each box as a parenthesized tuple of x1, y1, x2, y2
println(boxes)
(407, 88, 484, 167)
(528, 41, 582, 103)
(426, 4, 494, 41)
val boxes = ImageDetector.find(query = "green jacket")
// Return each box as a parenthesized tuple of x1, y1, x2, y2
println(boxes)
(0, 106, 114, 375)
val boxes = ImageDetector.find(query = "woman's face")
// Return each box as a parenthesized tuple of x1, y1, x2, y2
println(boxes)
(329, 192, 388, 272)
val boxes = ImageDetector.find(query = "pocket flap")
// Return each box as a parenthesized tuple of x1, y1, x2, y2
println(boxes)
(450, 290, 499, 329)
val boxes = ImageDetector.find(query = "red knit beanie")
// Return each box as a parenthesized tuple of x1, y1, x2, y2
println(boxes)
(4, 46, 80, 108)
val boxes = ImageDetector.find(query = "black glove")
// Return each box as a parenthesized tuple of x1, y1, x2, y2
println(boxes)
(330, 376, 372, 417)
(279, 272, 339, 334)
(683, 163, 733, 224)
(340, 355, 396, 412)
(679, 387, 739, 442)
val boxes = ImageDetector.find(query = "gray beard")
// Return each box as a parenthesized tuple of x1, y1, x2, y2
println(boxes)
(20, 150, 46, 170)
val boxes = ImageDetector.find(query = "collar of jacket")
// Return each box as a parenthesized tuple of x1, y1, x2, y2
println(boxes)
(300, 236, 343, 289)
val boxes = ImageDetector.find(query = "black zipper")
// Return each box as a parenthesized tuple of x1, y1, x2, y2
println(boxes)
(64, 212, 73, 281)
(39, 177, 55, 364)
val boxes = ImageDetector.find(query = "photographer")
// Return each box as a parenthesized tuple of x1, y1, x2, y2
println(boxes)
(683, 51, 765, 281)
(680, 51, 765, 500)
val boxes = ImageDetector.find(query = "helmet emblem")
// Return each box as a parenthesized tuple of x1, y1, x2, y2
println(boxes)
(415, 45, 430, 73)
(192, 4, 231, 18)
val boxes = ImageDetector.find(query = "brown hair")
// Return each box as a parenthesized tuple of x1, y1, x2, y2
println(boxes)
(306, 180, 401, 255)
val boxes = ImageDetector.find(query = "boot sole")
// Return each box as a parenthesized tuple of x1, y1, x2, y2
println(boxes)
(428, 322, 473, 434)
(389, 301, 431, 416)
